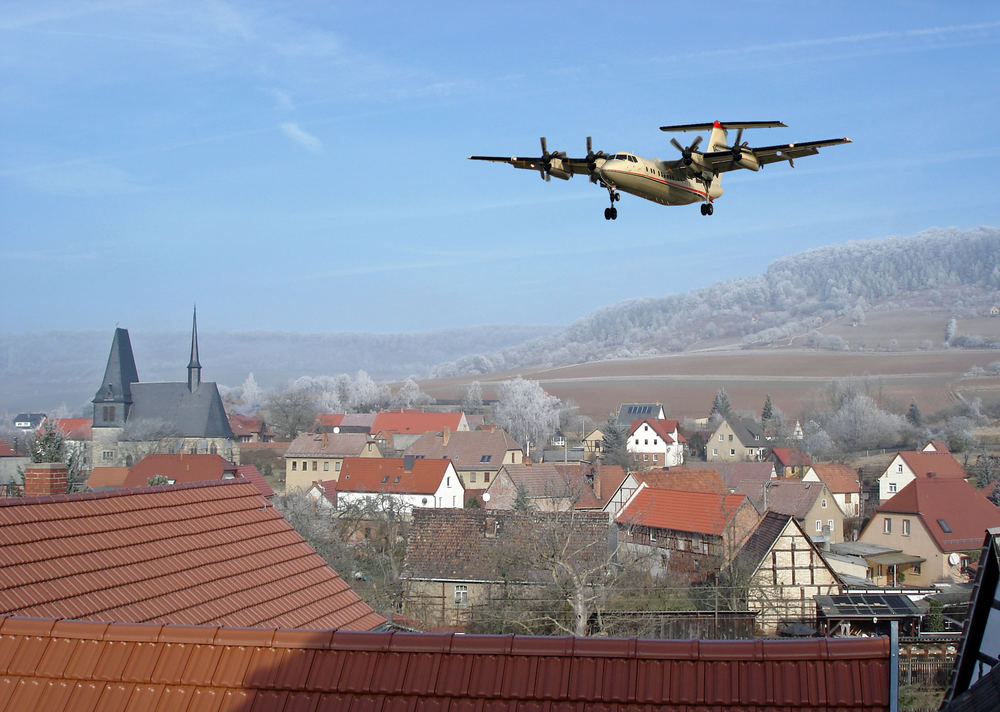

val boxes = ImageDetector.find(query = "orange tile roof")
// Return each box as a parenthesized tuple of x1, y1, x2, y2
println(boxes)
(236, 464, 275, 498)
(371, 410, 464, 434)
(809, 464, 861, 494)
(0, 615, 891, 711)
(85, 466, 129, 489)
(338, 457, 457, 495)
(0, 480, 384, 630)
(642, 468, 728, 494)
(48, 417, 92, 440)
(770, 447, 811, 467)
(0, 441, 14, 457)
(123, 453, 236, 487)
(896, 451, 968, 479)
(617, 485, 751, 535)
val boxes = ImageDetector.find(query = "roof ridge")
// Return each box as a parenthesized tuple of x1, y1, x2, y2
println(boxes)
(0, 478, 252, 509)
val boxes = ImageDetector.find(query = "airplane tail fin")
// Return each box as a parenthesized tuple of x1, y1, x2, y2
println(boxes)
(707, 121, 730, 154)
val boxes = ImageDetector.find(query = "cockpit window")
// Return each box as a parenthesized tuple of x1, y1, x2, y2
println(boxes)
(614, 153, 628, 160)
(629, 155, 638, 163)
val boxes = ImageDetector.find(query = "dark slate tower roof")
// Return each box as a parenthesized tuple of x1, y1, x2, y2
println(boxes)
(188, 307, 202, 392)
(93, 328, 139, 405)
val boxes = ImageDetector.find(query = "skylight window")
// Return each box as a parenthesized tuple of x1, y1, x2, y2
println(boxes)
(480, 455, 492, 463)
(937, 518, 952, 533)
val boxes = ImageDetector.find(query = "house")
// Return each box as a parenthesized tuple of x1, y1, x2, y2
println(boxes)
(768, 447, 811, 478)
(736, 478, 847, 544)
(923, 439, 950, 453)
(582, 426, 605, 457)
(0, 439, 28, 487)
(942, 527, 1000, 710)
(706, 417, 768, 462)
(877, 449, 969, 503)
(803, 464, 863, 517)
(859, 477, 1000, 586)
(626, 418, 685, 469)
(12, 412, 46, 431)
(402, 508, 610, 630)
(90, 311, 237, 469)
(313, 412, 377, 434)
(616, 483, 760, 582)
(371, 410, 469, 450)
(283, 431, 382, 492)
(405, 427, 523, 490)
(602, 467, 727, 519)
(484, 462, 596, 511)
(614, 402, 665, 428)
(227, 413, 272, 442)
(0, 475, 383, 630)
(336, 456, 464, 510)
(0, 617, 893, 711)
(731, 511, 842, 635)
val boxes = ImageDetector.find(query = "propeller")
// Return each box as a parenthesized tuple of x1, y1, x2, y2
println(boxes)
(720, 127, 747, 162)
(585, 136, 606, 183)
(670, 135, 703, 166)
(536, 136, 565, 181)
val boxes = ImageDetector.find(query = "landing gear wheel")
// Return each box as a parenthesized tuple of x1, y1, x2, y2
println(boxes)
(604, 208, 611, 220)
(700, 204, 707, 216)
(614, 192, 621, 202)
(706, 203, 714, 215)
(610, 207, 617, 220)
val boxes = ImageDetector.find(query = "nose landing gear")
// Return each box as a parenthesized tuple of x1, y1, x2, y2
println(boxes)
(604, 186, 620, 220)
(700, 202, 714, 216)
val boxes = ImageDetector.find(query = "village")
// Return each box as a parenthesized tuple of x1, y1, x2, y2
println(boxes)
(2, 317, 1000, 710)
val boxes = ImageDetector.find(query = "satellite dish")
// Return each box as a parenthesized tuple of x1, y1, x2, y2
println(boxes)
(948, 552, 960, 566)
(482, 492, 491, 502)
(333, 426, 340, 434)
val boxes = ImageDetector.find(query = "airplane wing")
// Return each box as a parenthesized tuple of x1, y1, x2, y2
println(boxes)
(701, 137, 852, 173)
(469, 138, 607, 181)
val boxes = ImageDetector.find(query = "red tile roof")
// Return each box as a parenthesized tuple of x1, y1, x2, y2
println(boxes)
(809, 464, 861, 494)
(642, 468, 728, 494)
(617, 484, 751, 535)
(48, 417, 92, 440)
(877, 478, 1000, 553)
(372, 410, 464, 435)
(0, 440, 15, 458)
(0, 615, 891, 711)
(236, 463, 275, 498)
(228, 413, 265, 437)
(313, 413, 345, 429)
(338, 457, 456, 495)
(896, 451, 968, 479)
(86, 466, 129, 489)
(0, 480, 384, 630)
(123, 453, 236, 487)
(770, 447, 811, 467)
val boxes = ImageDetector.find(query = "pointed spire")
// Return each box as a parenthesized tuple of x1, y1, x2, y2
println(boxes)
(188, 306, 202, 392)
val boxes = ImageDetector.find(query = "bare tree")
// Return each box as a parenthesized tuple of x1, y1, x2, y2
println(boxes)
(266, 387, 319, 439)
(493, 377, 560, 454)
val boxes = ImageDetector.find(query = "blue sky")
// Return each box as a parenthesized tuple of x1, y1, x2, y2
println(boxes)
(3, 1, 1000, 335)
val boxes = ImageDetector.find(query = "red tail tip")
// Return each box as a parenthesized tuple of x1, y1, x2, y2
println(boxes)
(713, 120, 723, 129)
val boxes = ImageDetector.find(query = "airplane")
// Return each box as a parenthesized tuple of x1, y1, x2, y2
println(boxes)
(469, 121, 851, 219)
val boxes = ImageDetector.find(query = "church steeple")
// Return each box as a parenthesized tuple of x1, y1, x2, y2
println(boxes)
(93, 327, 139, 427)
(188, 306, 202, 392)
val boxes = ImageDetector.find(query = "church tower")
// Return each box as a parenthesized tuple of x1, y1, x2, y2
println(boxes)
(92, 327, 139, 429)
(188, 307, 202, 392)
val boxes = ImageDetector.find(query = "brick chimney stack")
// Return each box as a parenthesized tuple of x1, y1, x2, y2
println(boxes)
(442, 427, 451, 446)
(23, 463, 68, 497)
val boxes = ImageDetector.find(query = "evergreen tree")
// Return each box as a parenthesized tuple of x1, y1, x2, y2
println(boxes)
(30, 421, 66, 463)
(600, 417, 630, 469)
(710, 389, 732, 418)
(761, 394, 774, 422)
(906, 399, 922, 427)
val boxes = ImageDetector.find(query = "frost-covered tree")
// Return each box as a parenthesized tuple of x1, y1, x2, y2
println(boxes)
(391, 377, 433, 409)
(710, 389, 732, 419)
(945, 317, 958, 344)
(493, 377, 560, 454)
(463, 381, 484, 414)
(240, 372, 262, 413)
(351, 370, 392, 412)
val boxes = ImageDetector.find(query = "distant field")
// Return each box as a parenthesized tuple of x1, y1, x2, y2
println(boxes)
(423, 347, 1000, 425)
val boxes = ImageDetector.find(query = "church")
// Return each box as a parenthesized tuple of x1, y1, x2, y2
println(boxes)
(91, 310, 237, 468)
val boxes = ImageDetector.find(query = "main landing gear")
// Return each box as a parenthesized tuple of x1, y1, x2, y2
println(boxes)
(700, 202, 714, 216)
(604, 186, 620, 220)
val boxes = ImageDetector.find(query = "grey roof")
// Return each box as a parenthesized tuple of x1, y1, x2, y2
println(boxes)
(93, 328, 139, 404)
(615, 403, 664, 427)
(285, 432, 374, 458)
(733, 511, 794, 577)
(685, 461, 775, 490)
(728, 417, 766, 448)
(128, 382, 234, 438)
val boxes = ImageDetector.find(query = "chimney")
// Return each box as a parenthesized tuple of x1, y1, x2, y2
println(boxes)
(593, 464, 601, 500)
(23, 463, 68, 497)
(442, 427, 450, 446)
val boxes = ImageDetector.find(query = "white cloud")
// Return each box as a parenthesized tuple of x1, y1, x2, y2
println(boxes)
(280, 122, 323, 153)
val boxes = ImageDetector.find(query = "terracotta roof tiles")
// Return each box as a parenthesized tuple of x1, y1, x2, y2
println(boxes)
(877, 478, 1000, 552)
(371, 410, 464, 435)
(809, 464, 861, 494)
(337, 457, 455, 495)
(617, 485, 751, 535)
(0, 615, 892, 711)
(0, 480, 383, 631)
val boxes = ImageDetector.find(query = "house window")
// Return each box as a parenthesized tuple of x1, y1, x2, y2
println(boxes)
(888, 482, 897, 493)
(897, 463, 903, 473)
(302, 462, 307, 471)
(728, 434, 733, 441)
(470, 472, 476, 483)
(335, 462, 342, 471)
(822, 498, 828, 508)
(884, 518, 892, 534)
(828, 519, 834, 532)
(312, 461, 317, 471)
(292, 461, 297, 471)
(323, 462, 329, 471)
(484, 472, 490, 483)
(712, 448, 718, 456)
(644, 439, 648, 445)
(652, 455, 658, 463)
(643, 454, 648, 461)
(730, 449, 735, 456)
(653, 439, 658, 445)
(902, 519, 911, 536)
(719, 434, 723, 441)
(635, 439, 639, 445)
(454, 585, 468, 605)
(845, 492, 852, 503)
(815, 520, 822, 532)
(912, 562, 922, 575)
(102, 450, 114, 461)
